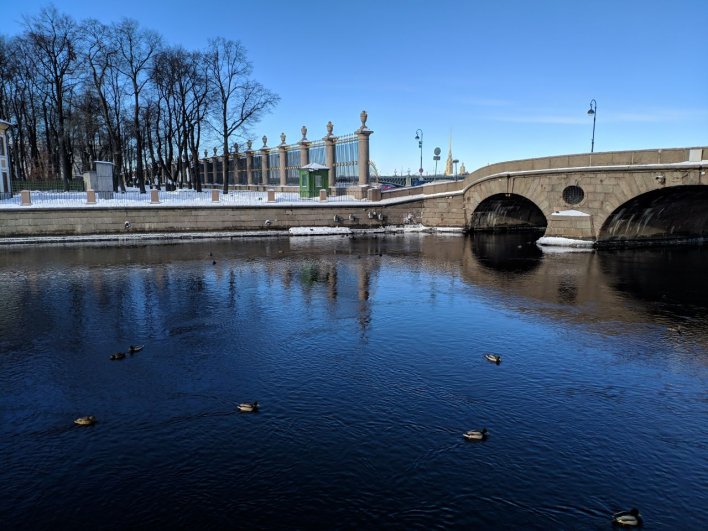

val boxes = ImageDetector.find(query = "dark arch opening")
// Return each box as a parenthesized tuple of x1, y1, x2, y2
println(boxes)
(470, 193, 547, 232)
(470, 232, 543, 274)
(598, 186, 708, 245)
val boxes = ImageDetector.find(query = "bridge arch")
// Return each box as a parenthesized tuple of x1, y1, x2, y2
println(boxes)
(470, 193, 547, 231)
(598, 185, 708, 244)
(463, 176, 551, 232)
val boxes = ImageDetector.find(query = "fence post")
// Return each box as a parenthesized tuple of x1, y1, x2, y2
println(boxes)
(150, 189, 160, 204)
(324, 121, 337, 189)
(278, 134, 287, 187)
(367, 187, 381, 202)
(211, 189, 220, 202)
(246, 140, 254, 186)
(260, 136, 269, 187)
(267, 189, 276, 202)
(356, 110, 373, 186)
(86, 190, 97, 204)
(319, 188, 328, 202)
(20, 189, 31, 206)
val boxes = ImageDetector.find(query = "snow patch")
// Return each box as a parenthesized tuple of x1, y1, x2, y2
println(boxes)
(289, 227, 352, 236)
(537, 236, 595, 248)
(551, 209, 590, 217)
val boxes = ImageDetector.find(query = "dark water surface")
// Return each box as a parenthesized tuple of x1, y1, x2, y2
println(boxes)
(1, 234, 707, 530)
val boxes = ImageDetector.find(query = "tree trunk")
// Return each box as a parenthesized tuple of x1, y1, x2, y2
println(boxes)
(133, 89, 145, 193)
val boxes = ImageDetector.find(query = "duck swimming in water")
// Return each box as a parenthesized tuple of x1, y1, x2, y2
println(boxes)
(128, 345, 143, 354)
(74, 416, 96, 426)
(485, 354, 502, 364)
(237, 401, 259, 413)
(110, 352, 126, 360)
(612, 508, 642, 527)
(463, 428, 488, 441)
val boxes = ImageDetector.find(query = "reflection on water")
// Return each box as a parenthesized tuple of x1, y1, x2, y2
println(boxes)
(471, 231, 544, 274)
(1, 234, 706, 529)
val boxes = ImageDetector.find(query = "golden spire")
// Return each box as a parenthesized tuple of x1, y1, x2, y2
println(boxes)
(444, 132, 454, 176)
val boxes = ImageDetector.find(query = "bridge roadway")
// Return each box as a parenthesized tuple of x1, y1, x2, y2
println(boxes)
(389, 146, 708, 245)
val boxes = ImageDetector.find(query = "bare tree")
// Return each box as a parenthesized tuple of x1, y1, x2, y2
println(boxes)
(206, 37, 279, 194)
(113, 19, 161, 193)
(186, 51, 210, 193)
(23, 6, 81, 190)
(81, 19, 128, 191)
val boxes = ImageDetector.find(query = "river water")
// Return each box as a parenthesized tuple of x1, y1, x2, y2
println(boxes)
(1, 234, 706, 530)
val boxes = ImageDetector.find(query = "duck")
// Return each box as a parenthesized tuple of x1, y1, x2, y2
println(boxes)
(74, 415, 96, 426)
(237, 401, 259, 413)
(110, 352, 126, 360)
(667, 325, 683, 334)
(612, 508, 642, 527)
(463, 428, 488, 441)
(128, 345, 144, 354)
(485, 353, 502, 364)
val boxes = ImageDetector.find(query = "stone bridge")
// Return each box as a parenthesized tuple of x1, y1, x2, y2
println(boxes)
(1, 146, 706, 245)
(392, 146, 708, 245)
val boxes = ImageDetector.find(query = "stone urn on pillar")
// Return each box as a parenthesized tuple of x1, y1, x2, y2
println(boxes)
(359, 110, 368, 131)
(356, 110, 373, 186)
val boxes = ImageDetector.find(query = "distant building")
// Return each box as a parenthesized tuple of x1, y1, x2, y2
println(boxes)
(444, 136, 454, 176)
(0, 120, 12, 197)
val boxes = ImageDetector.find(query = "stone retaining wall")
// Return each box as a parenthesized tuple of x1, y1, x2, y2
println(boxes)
(0, 201, 431, 238)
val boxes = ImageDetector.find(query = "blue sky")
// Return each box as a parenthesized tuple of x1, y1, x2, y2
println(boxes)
(4, 0, 707, 175)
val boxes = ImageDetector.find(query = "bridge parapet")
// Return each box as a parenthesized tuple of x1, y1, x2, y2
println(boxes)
(383, 146, 707, 245)
(465, 146, 706, 183)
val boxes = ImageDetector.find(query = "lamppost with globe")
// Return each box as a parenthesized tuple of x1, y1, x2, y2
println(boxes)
(414, 129, 423, 178)
(587, 99, 597, 153)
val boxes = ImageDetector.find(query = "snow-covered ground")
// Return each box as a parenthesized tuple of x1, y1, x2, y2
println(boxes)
(0, 188, 362, 208)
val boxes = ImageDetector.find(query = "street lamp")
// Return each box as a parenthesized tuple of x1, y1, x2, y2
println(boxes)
(415, 129, 423, 177)
(587, 99, 597, 153)
(433, 147, 441, 177)
(453, 159, 459, 181)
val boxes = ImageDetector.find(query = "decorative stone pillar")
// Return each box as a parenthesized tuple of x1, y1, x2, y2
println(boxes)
(202, 150, 209, 186)
(182, 156, 190, 188)
(278, 133, 287, 187)
(299, 125, 310, 167)
(260, 135, 269, 186)
(323, 120, 337, 189)
(232, 143, 239, 185)
(356, 110, 373, 186)
(210, 147, 217, 185)
(246, 140, 254, 186)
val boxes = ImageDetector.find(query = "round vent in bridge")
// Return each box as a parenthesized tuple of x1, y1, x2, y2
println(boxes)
(562, 185, 585, 205)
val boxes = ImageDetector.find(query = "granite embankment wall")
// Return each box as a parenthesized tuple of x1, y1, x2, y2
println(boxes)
(0, 195, 465, 238)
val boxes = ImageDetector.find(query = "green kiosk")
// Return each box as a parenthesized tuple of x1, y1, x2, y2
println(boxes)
(298, 162, 329, 198)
